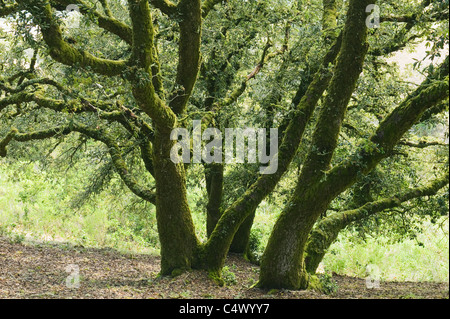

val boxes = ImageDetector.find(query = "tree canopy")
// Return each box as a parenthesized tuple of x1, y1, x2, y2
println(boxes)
(1, 0, 448, 290)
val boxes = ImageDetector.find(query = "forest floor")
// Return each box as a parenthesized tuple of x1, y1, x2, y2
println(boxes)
(0, 236, 448, 299)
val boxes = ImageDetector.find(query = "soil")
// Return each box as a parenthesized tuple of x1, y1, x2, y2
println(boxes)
(0, 236, 448, 299)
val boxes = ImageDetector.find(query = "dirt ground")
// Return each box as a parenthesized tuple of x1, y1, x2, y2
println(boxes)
(0, 236, 448, 299)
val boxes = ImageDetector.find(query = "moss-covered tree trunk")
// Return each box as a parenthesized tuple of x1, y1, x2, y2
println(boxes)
(153, 127, 200, 275)
(200, 32, 343, 277)
(258, 54, 449, 290)
(205, 163, 224, 237)
(258, 186, 332, 289)
(258, 0, 372, 289)
(229, 210, 256, 256)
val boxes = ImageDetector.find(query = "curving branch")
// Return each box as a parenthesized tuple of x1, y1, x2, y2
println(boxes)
(0, 123, 156, 204)
(149, 0, 177, 16)
(168, 0, 202, 116)
(0, 84, 155, 140)
(370, 0, 447, 57)
(19, 0, 128, 76)
(49, 0, 133, 44)
(304, 172, 449, 274)
(1, 78, 69, 95)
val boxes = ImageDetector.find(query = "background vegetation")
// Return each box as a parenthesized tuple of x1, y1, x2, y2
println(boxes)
(1, 156, 448, 282)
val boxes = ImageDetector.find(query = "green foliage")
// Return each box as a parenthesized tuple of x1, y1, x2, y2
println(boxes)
(322, 219, 449, 282)
(0, 159, 158, 254)
(317, 273, 338, 295)
(222, 265, 237, 286)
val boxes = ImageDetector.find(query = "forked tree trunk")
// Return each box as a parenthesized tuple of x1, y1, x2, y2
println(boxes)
(258, 184, 332, 289)
(258, 0, 372, 289)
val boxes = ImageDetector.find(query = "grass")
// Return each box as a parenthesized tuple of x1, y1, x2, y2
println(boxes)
(0, 159, 448, 283)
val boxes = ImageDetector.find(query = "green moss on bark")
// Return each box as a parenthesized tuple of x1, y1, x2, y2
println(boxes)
(258, 0, 373, 290)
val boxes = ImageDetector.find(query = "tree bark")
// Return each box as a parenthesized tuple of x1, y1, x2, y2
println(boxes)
(258, 186, 332, 289)
(229, 209, 256, 256)
(200, 32, 343, 277)
(205, 163, 224, 237)
(258, 0, 372, 289)
(153, 127, 201, 275)
(258, 54, 449, 289)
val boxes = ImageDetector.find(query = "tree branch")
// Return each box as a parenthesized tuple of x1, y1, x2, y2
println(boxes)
(298, 0, 371, 185)
(149, 0, 177, 16)
(322, 56, 449, 200)
(305, 172, 449, 273)
(0, 123, 156, 204)
(381, 10, 449, 24)
(419, 100, 449, 122)
(50, 0, 133, 44)
(202, 0, 226, 18)
(0, 86, 154, 139)
(168, 0, 202, 115)
(20, 0, 128, 76)
(398, 140, 449, 149)
(201, 27, 291, 129)
(127, 0, 176, 129)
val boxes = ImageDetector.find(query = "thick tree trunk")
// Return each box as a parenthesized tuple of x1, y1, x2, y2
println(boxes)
(153, 127, 200, 275)
(258, 184, 332, 289)
(201, 34, 343, 277)
(258, 0, 372, 289)
(205, 163, 224, 237)
(229, 209, 256, 256)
